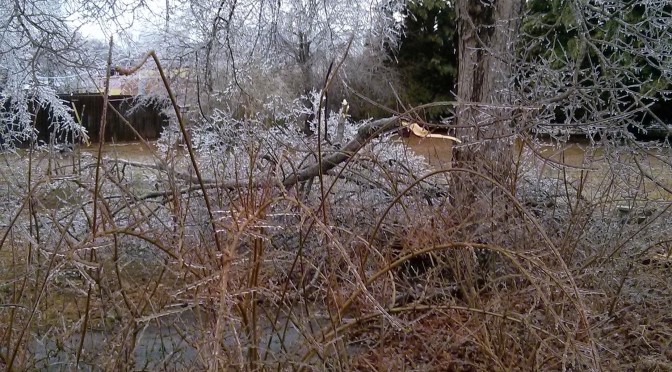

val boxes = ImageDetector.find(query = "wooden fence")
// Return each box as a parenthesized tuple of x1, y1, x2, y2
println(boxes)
(34, 94, 168, 143)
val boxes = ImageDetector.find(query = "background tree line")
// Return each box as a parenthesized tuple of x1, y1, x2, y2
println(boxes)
(2, 0, 670, 137)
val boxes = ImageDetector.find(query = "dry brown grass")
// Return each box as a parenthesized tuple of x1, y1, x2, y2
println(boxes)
(0, 54, 669, 369)
(1, 130, 669, 371)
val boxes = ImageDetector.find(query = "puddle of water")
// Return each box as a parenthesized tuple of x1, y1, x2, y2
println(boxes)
(397, 135, 454, 167)
(29, 308, 331, 370)
(30, 313, 196, 371)
(80, 141, 163, 163)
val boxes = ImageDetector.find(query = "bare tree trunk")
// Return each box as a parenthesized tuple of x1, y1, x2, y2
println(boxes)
(298, 31, 315, 136)
(450, 0, 524, 296)
(453, 0, 524, 203)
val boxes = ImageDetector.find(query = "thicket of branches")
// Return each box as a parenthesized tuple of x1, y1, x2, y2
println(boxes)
(1, 0, 671, 370)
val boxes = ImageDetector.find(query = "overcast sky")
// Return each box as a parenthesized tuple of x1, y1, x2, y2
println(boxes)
(71, 0, 167, 42)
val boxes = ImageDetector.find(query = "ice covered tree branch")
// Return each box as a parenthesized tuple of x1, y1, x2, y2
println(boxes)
(282, 116, 399, 187)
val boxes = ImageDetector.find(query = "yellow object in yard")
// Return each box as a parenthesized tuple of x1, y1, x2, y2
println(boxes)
(401, 121, 461, 143)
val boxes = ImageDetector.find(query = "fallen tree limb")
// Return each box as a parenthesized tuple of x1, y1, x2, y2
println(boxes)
(100, 158, 215, 185)
(98, 116, 400, 191)
(282, 116, 399, 187)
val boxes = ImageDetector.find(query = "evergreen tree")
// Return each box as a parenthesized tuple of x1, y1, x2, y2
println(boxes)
(394, 0, 458, 117)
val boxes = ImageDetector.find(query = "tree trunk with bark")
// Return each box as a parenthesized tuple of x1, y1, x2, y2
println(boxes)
(453, 0, 524, 206)
(298, 31, 316, 136)
(450, 0, 524, 296)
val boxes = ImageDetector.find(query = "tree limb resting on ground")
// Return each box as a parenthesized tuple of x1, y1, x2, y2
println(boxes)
(99, 116, 400, 193)
(282, 116, 399, 187)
